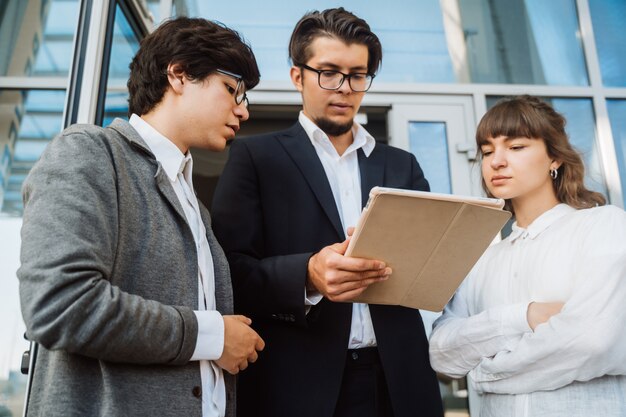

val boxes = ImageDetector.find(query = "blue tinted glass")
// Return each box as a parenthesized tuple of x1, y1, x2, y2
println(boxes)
(0, 0, 79, 76)
(589, 0, 626, 86)
(408, 122, 451, 194)
(189, 0, 456, 83)
(102, 5, 140, 124)
(552, 98, 607, 196)
(458, 0, 588, 85)
(0, 89, 66, 215)
(606, 100, 626, 206)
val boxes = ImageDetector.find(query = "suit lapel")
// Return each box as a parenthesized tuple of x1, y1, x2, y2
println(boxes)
(358, 147, 385, 208)
(279, 123, 345, 239)
(109, 118, 190, 224)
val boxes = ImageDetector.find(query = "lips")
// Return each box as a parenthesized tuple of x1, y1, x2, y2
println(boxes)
(491, 175, 511, 185)
(227, 124, 239, 136)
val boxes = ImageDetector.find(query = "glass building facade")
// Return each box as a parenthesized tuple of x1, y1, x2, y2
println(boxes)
(1, 0, 625, 415)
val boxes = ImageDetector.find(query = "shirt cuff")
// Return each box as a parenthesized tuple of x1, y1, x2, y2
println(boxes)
(493, 302, 533, 334)
(305, 288, 323, 306)
(190, 310, 224, 361)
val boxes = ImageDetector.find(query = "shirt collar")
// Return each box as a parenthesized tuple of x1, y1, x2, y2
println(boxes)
(298, 111, 376, 158)
(508, 203, 576, 242)
(129, 114, 189, 182)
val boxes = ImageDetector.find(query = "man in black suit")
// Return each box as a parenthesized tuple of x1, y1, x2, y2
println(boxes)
(212, 7, 443, 417)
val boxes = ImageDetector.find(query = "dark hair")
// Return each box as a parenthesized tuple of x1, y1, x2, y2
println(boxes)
(128, 17, 260, 116)
(288, 7, 382, 75)
(476, 95, 606, 212)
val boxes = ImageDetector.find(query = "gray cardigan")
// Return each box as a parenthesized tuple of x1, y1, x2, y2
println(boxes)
(18, 119, 235, 416)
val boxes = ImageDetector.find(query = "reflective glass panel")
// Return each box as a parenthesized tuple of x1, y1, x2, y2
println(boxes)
(0, 216, 27, 417)
(458, 0, 588, 85)
(1, 89, 66, 215)
(182, 0, 457, 83)
(101, 5, 140, 125)
(486, 96, 608, 198)
(0, 0, 79, 77)
(606, 100, 626, 207)
(0, 88, 63, 415)
(178, 0, 588, 85)
(408, 122, 451, 194)
(589, 0, 626, 87)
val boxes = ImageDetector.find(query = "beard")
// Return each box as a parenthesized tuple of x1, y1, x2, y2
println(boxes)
(313, 117, 353, 137)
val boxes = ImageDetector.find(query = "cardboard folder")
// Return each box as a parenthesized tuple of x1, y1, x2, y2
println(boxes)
(346, 187, 511, 312)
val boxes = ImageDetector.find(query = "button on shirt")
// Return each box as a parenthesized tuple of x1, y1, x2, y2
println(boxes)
(430, 204, 626, 417)
(299, 111, 378, 349)
(129, 115, 226, 417)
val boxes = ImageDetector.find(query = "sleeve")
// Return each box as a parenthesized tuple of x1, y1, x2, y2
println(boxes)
(410, 153, 430, 192)
(211, 139, 312, 327)
(429, 277, 532, 378)
(471, 209, 626, 394)
(17, 129, 198, 365)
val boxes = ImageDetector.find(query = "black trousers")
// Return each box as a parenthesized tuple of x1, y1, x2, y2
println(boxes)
(333, 348, 395, 417)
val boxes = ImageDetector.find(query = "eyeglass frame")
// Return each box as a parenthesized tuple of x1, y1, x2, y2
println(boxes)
(298, 64, 375, 92)
(216, 69, 249, 108)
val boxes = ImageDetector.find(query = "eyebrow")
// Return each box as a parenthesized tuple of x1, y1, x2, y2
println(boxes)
(314, 62, 368, 72)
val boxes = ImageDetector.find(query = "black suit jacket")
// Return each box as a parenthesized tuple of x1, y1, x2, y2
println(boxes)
(212, 122, 443, 417)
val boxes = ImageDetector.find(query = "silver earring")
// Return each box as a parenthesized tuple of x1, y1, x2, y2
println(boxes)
(550, 168, 558, 180)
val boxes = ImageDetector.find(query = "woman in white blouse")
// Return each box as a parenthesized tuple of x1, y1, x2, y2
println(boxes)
(429, 95, 626, 417)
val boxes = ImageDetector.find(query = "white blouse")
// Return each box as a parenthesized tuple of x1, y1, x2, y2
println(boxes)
(430, 204, 626, 417)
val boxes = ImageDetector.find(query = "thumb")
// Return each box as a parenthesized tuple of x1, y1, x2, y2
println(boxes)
(332, 237, 351, 255)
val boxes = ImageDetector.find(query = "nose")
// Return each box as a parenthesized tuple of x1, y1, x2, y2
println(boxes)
(235, 103, 249, 121)
(490, 148, 507, 169)
(336, 76, 352, 94)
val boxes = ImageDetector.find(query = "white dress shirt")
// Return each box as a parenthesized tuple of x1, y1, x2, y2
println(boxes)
(299, 111, 378, 349)
(430, 203, 626, 417)
(129, 115, 226, 417)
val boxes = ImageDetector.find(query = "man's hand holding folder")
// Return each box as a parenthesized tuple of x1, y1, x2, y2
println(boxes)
(306, 227, 392, 302)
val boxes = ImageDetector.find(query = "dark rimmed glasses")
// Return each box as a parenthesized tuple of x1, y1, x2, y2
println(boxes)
(216, 69, 249, 108)
(299, 64, 374, 92)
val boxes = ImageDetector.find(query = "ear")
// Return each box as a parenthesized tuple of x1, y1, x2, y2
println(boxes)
(290, 66, 303, 92)
(166, 63, 186, 94)
(551, 160, 563, 170)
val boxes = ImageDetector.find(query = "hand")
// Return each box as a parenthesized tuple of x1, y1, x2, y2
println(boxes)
(216, 315, 265, 375)
(306, 236, 392, 302)
(526, 302, 564, 331)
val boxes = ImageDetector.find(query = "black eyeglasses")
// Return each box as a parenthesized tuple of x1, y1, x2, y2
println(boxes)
(299, 64, 374, 92)
(216, 69, 249, 108)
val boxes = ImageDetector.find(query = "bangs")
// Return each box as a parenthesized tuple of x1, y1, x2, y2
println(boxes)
(476, 99, 548, 146)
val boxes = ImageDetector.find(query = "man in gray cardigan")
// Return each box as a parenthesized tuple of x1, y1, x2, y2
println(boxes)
(17, 17, 264, 417)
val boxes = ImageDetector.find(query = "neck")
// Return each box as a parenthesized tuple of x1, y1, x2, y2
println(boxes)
(512, 191, 560, 228)
(328, 130, 354, 156)
(140, 104, 189, 154)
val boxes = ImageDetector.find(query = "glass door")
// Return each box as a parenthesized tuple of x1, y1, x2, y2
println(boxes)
(388, 95, 481, 417)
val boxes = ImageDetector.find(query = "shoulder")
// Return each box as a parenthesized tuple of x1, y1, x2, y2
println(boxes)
(568, 204, 626, 227)
(566, 205, 626, 251)
(372, 142, 415, 159)
(234, 123, 303, 149)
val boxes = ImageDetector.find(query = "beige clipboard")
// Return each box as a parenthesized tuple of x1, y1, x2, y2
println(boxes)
(346, 187, 511, 312)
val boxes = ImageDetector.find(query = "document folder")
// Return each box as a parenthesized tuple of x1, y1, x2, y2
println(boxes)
(346, 187, 511, 312)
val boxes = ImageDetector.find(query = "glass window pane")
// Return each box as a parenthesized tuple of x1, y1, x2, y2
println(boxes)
(1, 89, 66, 215)
(181, 1, 458, 83)
(606, 100, 626, 207)
(0, 216, 27, 417)
(179, 0, 588, 85)
(101, 5, 140, 125)
(408, 122, 451, 194)
(486, 96, 608, 198)
(589, 0, 626, 87)
(0, 88, 61, 415)
(0, 0, 80, 77)
(458, 0, 588, 85)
